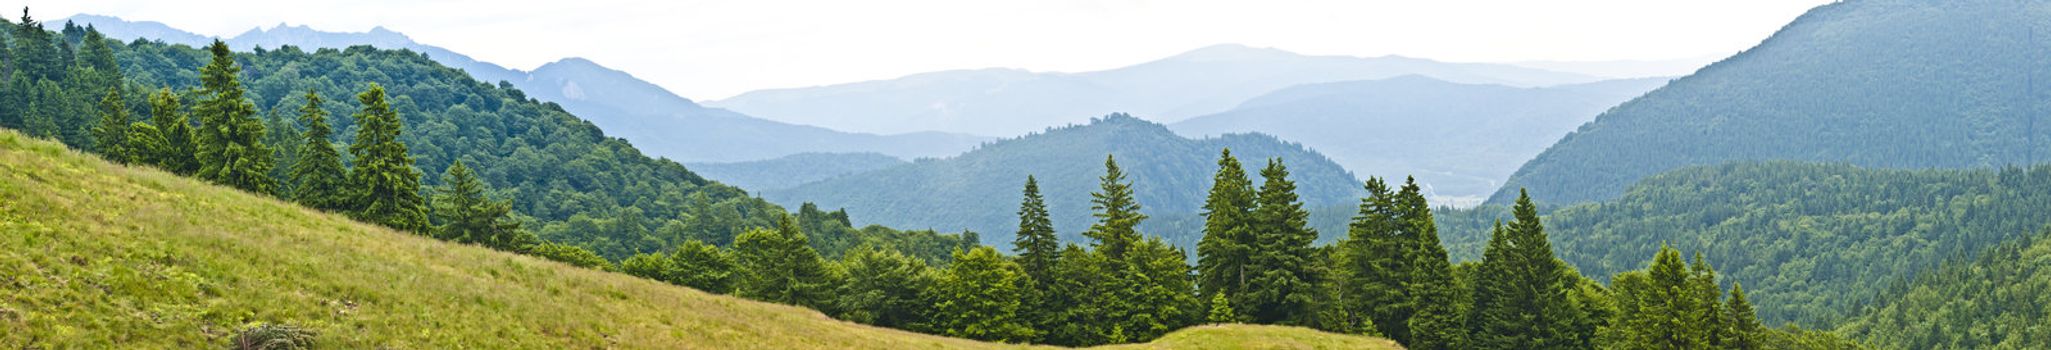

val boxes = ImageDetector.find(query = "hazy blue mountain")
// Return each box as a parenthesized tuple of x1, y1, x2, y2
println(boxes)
(61, 15, 989, 163)
(1172, 75, 1667, 206)
(1492, 0, 2051, 205)
(686, 152, 909, 192)
(707, 44, 1605, 136)
(767, 114, 1365, 251)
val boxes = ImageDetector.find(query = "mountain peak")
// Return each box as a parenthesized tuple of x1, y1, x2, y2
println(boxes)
(1168, 43, 1301, 62)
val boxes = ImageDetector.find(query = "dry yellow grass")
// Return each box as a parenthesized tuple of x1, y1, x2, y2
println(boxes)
(0, 129, 1394, 349)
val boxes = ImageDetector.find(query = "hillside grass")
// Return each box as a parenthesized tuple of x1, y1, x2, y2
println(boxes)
(0, 129, 1395, 349)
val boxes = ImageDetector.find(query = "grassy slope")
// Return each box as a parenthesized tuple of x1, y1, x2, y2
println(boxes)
(0, 129, 1395, 349)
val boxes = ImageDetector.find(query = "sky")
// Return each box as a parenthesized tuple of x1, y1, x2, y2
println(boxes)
(29, 0, 1833, 100)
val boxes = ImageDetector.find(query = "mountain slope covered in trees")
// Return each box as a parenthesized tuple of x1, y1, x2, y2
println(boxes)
(1838, 229, 2051, 349)
(63, 14, 989, 163)
(1493, 0, 2051, 205)
(0, 129, 1399, 349)
(769, 114, 1364, 249)
(1446, 162, 2051, 327)
(708, 44, 1603, 136)
(687, 152, 908, 192)
(1172, 75, 1666, 204)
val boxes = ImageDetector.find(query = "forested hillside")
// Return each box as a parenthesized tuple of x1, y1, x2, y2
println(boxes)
(769, 114, 1364, 249)
(0, 16, 965, 262)
(1446, 162, 2051, 327)
(1838, 230, 2051, 349)
(1494, 0, 2051, 205)
(687, 152, 907, 192)
(1172, 76, 1665, 204)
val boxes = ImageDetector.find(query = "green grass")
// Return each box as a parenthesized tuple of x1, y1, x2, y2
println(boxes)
(0, 129, 1397, 349)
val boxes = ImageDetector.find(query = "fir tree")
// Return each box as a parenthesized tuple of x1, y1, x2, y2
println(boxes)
(1468, 189, 1582, 350)
(1399, 178, 1467, 350)
(1084, 155, 1146, 260)
(431, 160, 527, 250)
(263, 110, 300, 197)
(1207, 292, 1240, 324)
(145, 88, 199, 175)
(930, 246, 1036, 342)
(669, 240, 739, 294)
(734, 215, 836, 310)
(1013, 175, 1059, 282)
(1336, 177, 1404, 334)
(1725, 282, 1762, 350)
(289, 90, 350, 211)
(90, 87, 129, 162)
(1243, 158, 1321, 326)
(192, 40, 275, 195)
(1197, 149, 1257, 306)
(346, 83, 428, 232)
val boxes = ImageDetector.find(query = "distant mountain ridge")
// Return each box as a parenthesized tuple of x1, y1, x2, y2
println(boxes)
(707, 44, 1607, 136)
(62, 14, 990, 163)
(1492, 0, 2051, 205)
(767, 114, 1365, 251)
(687, 152, 909, 192)
(1172, 75, 1668, 206)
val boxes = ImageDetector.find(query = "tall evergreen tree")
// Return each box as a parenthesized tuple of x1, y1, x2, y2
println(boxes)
(431, 160, 528, 251)
(288, 90, 349, 211)
(143, 87, 198, 175)
(1242, 158, 1321, 326)
(90, 87, 129, 162)
(930, 246, 1036, 342)
(1197, 149, 1257, 307)
(1012, 175, 1059, 282)
(346, 83, 428, 232)
(1468, 189, 1582, 350)
(1117, 237, 1201, 341)
(1336, 177, 1404, 333)
(191, 40, 274, 194)
(734, 215, 836, 310)
(1084, 155, 1146, 260)
(668, 240, 739, 294)
(263, 110, 300, 196)
(833, 245, 932, 329)
(1725, 282, 1762, 350)
(1399, 178, 1467, 350)
(11, 8, 62, 82)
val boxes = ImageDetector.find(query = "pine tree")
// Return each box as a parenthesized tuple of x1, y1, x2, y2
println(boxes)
(1013, 175, 1059, 282)
(1084, 155, 1146, 260)
(1691, 252, 1729, 348)
(263, 110, 300, 197)
(346, 83, 428, 232)
(1468, 189, 1582, 350)
(734, 215, 836, 310)
(431, 160, 527, 250)
(669, 240, 739, 294)
(1118, 237, 1201, 341)
(11, 8, 62, 82)
(23, 80, 60, 139)
(1336, 177, 1404, 334)
(1243, 158, 1321, 326)
(1399, 178, 1467, 350)
(90, 87, 129, 162)
(1042, 244, 1114, 346)
(1207, 292, 1240, 323)
(931, 246, 1036, 342)
(288, 90, 350, 211)
(192, 40, 275, 194)
(1197, 149, 1257, 306)
(144, 88, 199, 175)
(1725, 282, 1762, 350)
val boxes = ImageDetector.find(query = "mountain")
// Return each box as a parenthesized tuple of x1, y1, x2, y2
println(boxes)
(1171, 75, 1668, 206)
(767, 114, 1365, 250)
(60, 14, 989, 163)
(1492, 0, 2051, 205)
(0, 129, 1397, 349)
(1442, 162, 2051, 327)
(1508, 55, 1721, 79)
(687, 152, 909, 192)
(707, 44, 1606, 136)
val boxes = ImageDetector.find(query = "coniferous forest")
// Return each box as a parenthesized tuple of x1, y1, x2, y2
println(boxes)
(9, 1, 2051, 349)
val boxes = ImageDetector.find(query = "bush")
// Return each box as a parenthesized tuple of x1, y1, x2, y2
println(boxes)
(231, 323, 316, 350)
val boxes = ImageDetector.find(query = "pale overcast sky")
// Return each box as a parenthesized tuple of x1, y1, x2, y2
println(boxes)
(29, 0, 1831, 100)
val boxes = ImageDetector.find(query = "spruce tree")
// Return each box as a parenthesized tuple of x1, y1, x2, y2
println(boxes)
(1243, 158, 1320, 326)
(1013, 175, 1059, 282)
(145, 88, 199, 175)
(1399, 178, 1466, 350)
(669, 240, 739, 294)
(1197, 149, 1257, 306)
(432, 160, 526, 250)
(263, 110, 300, 197)
(734, 215, 836, 310)
(11, 8, 62, 82)
(1725, 282, 1762, 350)
(1084, 155, 1145, 260)
(931, 246, 1036, 342)
(192, 40, 275, 194)
(289, 90, 350, 211)
(90, 87, 129, 163)
(1468, 189, 1581, 350)
(1337, 177, 1405, 334)
(346, 83, 428, 232)
(1207, 292, 1240, 323)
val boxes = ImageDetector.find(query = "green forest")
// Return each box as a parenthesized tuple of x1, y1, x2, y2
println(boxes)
(8, 4, 2051, 349)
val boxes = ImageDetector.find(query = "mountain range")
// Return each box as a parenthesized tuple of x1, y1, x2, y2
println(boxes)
(706, 44, 1611, 137)
(63, 14, 991, 163)
(1171, 75, 1668, 205)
